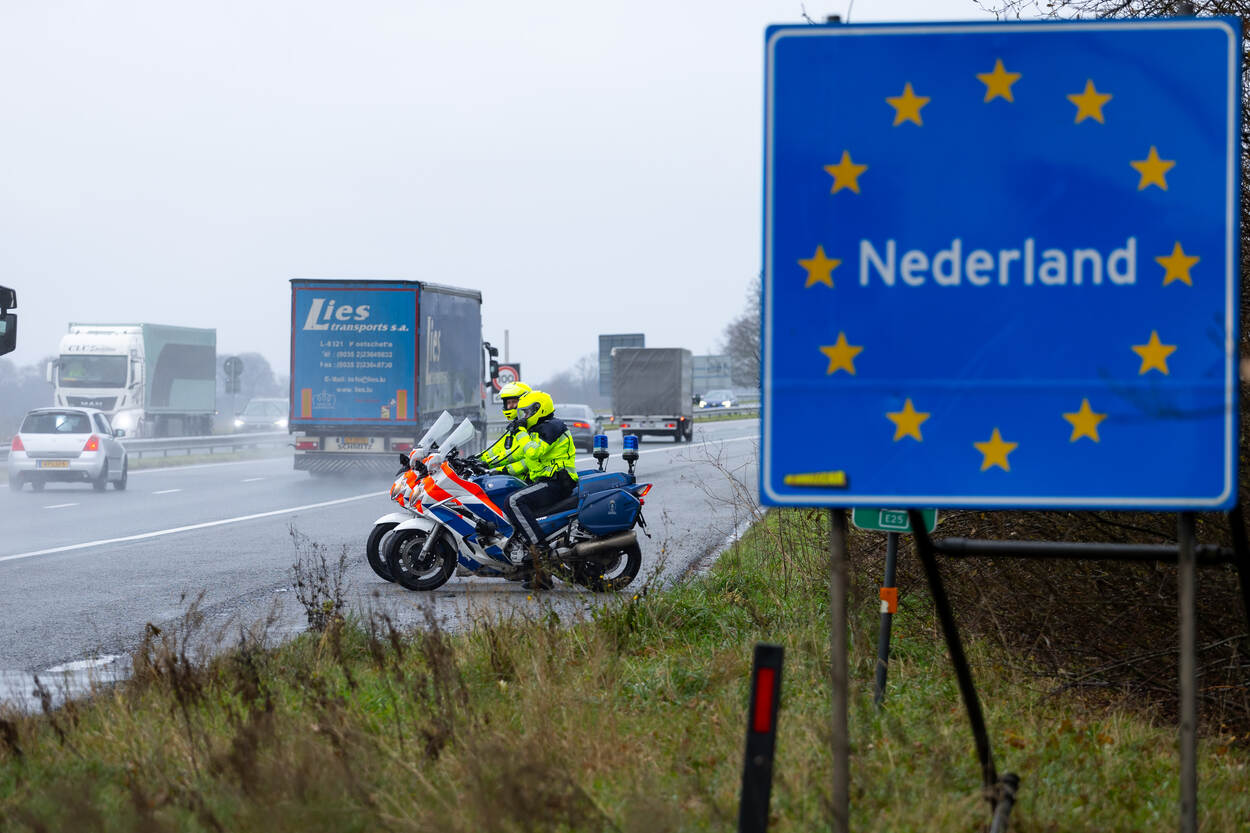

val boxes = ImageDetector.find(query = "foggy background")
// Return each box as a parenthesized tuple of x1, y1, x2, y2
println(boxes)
(1, 0, 988, 405)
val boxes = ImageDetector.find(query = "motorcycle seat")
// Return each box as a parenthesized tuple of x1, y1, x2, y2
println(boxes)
(538, 494, 580, 518)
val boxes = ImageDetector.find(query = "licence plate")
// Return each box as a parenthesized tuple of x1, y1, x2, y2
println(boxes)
(334, 437, 378, 451)
(36, 460, 70, 469)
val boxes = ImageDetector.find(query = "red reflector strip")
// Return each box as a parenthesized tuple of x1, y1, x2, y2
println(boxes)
(295, 440, 319, 450)
(620, 423, 629, 428)
(637, 484, 652, 498)
(752, 667, 777, 733)
(666, 423, 675, 428)
(393, 442, 413, 451)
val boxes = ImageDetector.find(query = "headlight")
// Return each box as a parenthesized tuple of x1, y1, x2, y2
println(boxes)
(275, 419, 288, 429)
(233, 418, 245, 428)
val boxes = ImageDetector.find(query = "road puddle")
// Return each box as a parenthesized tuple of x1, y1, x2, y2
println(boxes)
(0, 654, 129, 712)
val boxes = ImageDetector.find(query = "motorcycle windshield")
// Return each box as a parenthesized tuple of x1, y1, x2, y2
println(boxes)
(440, 417, 477, 457)
(413, 411, 455, 457)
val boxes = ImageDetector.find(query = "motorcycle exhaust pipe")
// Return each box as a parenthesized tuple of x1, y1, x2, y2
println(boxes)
(571, 530, 637, 559)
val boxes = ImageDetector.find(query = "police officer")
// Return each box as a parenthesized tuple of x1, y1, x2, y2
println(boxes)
(503, 388, 579, 589)
(479, 381, 531, 477)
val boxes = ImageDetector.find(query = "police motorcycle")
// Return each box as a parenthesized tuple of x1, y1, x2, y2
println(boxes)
(382, 415, 652, 592)
(366, 411, 458, 582)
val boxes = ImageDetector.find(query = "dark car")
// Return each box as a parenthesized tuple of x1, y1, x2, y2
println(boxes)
(554, 403, 602, 453)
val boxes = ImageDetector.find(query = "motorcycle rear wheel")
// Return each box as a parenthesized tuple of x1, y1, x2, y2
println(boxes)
(366, 522, 399, 582)
(573, 541, 642, 592)
(385, 528, 457, 591)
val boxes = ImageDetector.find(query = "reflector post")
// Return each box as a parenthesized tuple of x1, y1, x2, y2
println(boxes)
(739, 643, 783, 833)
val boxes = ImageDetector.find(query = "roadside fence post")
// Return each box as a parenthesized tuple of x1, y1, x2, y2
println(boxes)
(738, 643, 784, 833)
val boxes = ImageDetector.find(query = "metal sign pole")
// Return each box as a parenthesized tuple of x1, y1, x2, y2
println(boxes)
(1177, 512, 1197, 833)
(874, 531, 900, 708)
(829, 508, 850, 833)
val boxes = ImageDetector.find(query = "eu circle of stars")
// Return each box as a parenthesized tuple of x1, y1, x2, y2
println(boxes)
(762, 20, 1240, 509)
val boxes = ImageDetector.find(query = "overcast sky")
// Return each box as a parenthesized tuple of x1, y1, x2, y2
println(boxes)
(1, 0, 994, 385)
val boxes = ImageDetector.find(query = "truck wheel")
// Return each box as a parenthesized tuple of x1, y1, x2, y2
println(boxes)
(674, 427, 683, 442)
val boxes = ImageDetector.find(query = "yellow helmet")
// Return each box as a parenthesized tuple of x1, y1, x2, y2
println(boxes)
(499, 381, 532, 421)
(517, 389, 554, 429)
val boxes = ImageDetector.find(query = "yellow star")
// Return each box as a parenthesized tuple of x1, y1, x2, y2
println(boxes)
(886, 398, 930, 442)
(819, 333, 863, 375)
(1132, 330, 1177, 375)
(974, 428, 1017, 472)
(1067, 79, 1112, 124)
(1131, 146, 1175, 191)
(886, 82, 930, 126)
(1155, 242, 1200, 286)
(798, 245, 841, 288)
(1062, 398, 1107, 443)
(976, 59, 1022, 103)
(823, 151, 868, 194)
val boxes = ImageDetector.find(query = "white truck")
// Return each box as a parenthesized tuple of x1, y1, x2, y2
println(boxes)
(48, 323, 217, 438)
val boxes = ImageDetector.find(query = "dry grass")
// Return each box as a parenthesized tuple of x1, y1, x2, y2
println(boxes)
(1, 509, 1248, 832)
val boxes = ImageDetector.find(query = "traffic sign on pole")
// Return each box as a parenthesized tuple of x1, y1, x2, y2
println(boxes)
(491, 363, 522, 404)
(851, 508, 937, 534)
(760, 19, 1241, 510)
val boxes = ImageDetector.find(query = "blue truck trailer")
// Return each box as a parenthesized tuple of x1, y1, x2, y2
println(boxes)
(289, 279, 490, 475)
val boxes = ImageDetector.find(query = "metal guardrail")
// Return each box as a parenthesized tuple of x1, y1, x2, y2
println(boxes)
(693, 404, 759, 420)
(0, 432, 291, 464)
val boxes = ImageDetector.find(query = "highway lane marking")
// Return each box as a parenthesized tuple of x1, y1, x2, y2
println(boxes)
(42, 503, 79, 509)
(0, 457, 292, 489)
(152, 489, 182, 495)
(241, 477, 265, 483)
(0, 492, 383, 565)
(2, 434, 758, 565)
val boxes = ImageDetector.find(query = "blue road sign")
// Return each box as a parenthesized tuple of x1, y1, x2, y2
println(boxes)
(760, 18, 1241, 510)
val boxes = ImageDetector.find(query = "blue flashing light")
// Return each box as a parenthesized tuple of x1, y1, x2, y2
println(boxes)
(593, 434, 608, 451)
(623, 434, 639, 452)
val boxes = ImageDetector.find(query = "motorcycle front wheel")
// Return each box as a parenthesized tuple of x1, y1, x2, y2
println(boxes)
(385, 528, 457, 591)
(366, 522, 399, 582)
(572, 541, 642, 592)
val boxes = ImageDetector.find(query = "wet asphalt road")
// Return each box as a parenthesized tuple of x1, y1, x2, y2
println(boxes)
(0, 420, 759, 706)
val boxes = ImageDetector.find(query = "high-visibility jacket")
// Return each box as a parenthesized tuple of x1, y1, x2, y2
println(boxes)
(519, 416, 579, 484)
(480, 425, 530, 478)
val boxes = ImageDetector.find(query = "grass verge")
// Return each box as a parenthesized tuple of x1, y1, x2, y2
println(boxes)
(1, 509, 1247, 832)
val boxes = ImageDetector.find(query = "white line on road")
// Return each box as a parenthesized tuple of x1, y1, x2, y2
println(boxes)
(0, 492, 383, 565)
(42, 503, 79, 509)
(2, 433, 758, 566)
(241, 477, 265, 483)
(152, 489, 182, 495)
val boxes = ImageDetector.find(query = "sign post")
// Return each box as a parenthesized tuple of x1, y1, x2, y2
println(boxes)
(850, 509, 937, 707)
(762, 16, 1240, 832)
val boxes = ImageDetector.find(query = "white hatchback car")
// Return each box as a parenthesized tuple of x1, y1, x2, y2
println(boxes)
(7, 407, 129, 492)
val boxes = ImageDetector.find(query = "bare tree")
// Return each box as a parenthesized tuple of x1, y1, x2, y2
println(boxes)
(718, 280, 761, 388)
